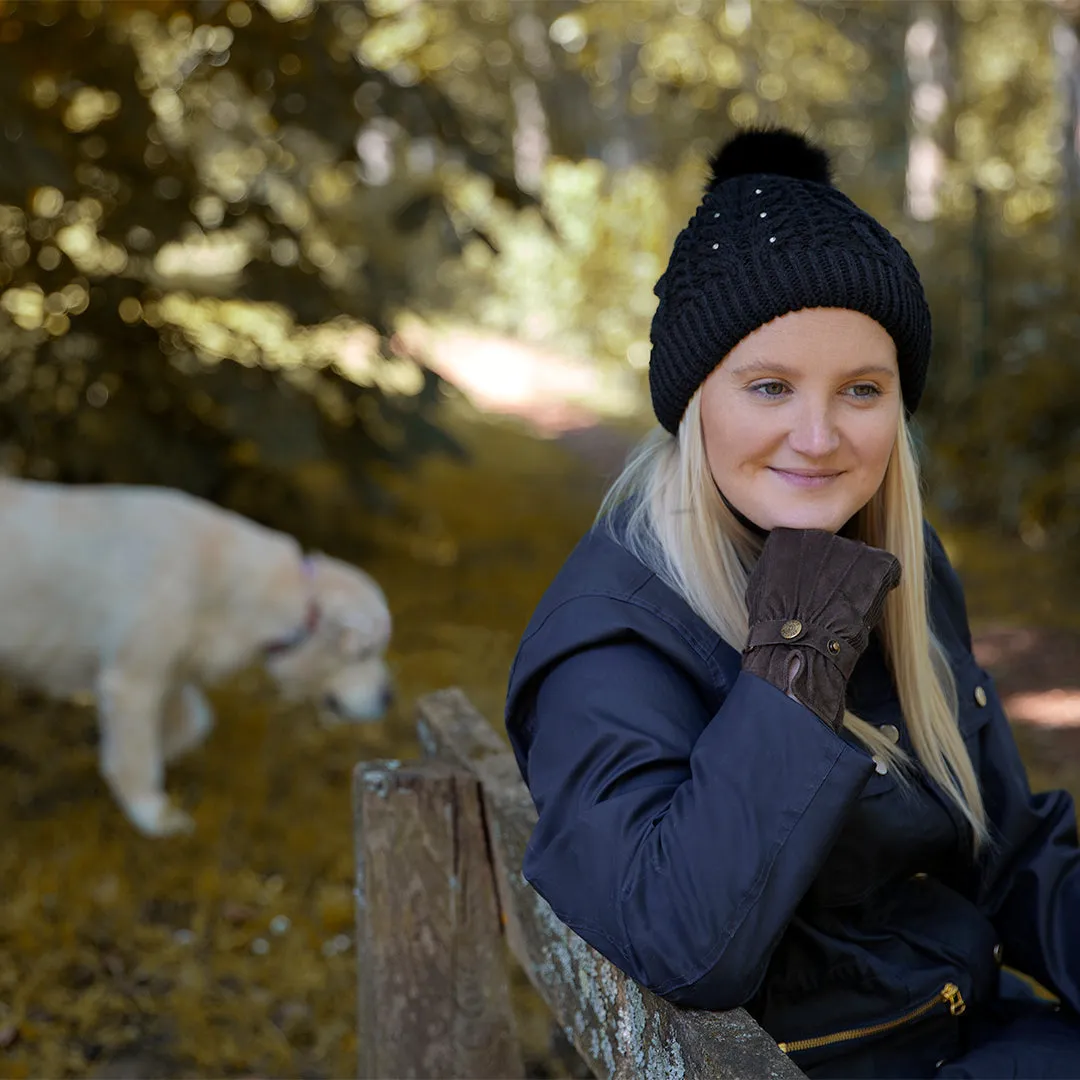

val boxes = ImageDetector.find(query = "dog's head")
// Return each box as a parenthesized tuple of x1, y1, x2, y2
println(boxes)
(264, 554, 393, 722)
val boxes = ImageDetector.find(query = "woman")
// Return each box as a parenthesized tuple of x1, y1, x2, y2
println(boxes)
(504, 128, 1080, 1079)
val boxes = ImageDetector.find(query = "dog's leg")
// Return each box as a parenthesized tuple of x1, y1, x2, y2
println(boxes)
(96, 668, 195, 838)
(162, 684, 215, 765)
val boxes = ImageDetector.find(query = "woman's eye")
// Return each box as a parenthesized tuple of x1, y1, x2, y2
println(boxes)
(751, 380, 788, 398)
(847, 383, 882, 399)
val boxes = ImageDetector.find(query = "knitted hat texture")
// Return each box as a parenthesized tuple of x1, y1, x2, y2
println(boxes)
(648, 128, 933, 434)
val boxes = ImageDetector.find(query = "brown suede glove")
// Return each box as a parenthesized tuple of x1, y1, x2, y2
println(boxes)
(741, 528, 902, 731)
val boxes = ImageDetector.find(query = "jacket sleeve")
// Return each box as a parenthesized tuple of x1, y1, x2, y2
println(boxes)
(976, 710, 1080, 1012)
(927, 526, 1080, 1012)
(512, 608, 875, 1011)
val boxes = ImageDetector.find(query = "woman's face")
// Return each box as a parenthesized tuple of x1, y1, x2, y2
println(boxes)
(699, 308, 901, 533)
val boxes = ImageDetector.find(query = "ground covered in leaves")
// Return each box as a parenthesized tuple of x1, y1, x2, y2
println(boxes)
(2, 403, 1080, 1079)
(0, 403, 611, 1079)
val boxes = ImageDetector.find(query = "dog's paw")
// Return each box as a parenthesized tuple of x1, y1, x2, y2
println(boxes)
(124, 794, 196, 838)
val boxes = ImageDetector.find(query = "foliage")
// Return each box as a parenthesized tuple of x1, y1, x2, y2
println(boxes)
(0, 0, 513, 541)
(4, 3, 1080, 1077)
(918, 201, 1080, 546)
(403, 0, 1080, 549)
(0, 412, 603, 1080)
(3, 0, 1080, 546)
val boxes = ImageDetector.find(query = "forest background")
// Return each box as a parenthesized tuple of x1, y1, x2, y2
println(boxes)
(2, 1, 1080, 1078)
(3, 0, 1080, 545)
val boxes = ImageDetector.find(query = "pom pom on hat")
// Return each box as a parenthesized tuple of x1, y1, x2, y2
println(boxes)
(649, 125, 933, 433)
(706, 128, 832, 191)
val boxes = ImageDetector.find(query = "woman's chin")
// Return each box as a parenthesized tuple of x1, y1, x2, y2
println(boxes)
(731, 488, 869, 534)
(756, 507, 853, 534)
(776, 521, 843, 534)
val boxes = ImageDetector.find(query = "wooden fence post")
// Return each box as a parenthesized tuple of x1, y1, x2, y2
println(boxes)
(353, 758, 524, 1079)
(415, 688, 806, 1080)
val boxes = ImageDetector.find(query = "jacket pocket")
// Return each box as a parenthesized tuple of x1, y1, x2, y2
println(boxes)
(778, 980, 966, 1057)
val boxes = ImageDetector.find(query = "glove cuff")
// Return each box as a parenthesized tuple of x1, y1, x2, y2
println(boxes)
(745, 619, 860, 681)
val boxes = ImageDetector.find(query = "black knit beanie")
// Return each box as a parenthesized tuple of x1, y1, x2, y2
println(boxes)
(649, 128, 932, 435)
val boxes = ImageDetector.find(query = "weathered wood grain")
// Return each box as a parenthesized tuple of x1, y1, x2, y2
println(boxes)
(353, 758, 525, 1079)
(416, 687, 806, 1080)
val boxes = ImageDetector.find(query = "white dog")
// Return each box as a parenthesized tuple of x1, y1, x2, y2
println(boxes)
(0, 478, 393, 837)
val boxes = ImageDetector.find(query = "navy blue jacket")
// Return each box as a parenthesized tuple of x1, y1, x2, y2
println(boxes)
(505, 518, 1080, 1076)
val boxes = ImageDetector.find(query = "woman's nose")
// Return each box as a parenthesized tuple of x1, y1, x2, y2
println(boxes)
(788, 403, 841, 457)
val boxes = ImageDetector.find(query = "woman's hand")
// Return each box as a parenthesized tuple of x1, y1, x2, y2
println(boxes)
(741, 528, 901, 731)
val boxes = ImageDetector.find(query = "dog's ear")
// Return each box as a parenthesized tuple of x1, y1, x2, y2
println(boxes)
(337, 614, 377, 656)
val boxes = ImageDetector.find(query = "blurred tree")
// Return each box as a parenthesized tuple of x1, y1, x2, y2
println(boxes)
(1053, 3, 1080, 206)
(902, 1, 959, 224)
(365, 0, 1080, 552)
(417, 0, 907, 376)
(0, 0, 524, 543)
(3, 0, 1080, 551)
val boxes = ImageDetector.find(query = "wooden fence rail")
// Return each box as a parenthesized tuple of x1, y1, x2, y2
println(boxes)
(354, 687, 805, 1080)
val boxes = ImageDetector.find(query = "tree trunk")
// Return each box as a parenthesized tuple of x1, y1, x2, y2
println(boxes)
(904, 0, 956, 222)
(1053, 12, 1080, 209)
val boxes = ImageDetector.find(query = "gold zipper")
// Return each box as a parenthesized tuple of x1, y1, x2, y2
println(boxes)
(778, 982, 966, 1054)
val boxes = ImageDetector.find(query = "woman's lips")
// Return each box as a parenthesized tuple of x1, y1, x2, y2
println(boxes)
(769, 467, 844, 489)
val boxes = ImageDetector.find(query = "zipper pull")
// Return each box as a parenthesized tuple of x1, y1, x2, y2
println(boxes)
(941, 983, 966, 1017)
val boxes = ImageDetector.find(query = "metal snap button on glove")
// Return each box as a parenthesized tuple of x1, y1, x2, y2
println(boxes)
(742, 528, 902, 732)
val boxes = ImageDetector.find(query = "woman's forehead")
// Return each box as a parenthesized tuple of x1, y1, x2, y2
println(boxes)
(721, 309, 899, 373)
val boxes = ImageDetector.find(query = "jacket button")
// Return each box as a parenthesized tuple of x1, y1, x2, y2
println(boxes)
(994, 943, 1003, 965)
(879, 724, 900, 744)
(828, 639, 841, 654)
(912, 872, 929, 880)
(974, 686, 987, 707)
(780, 619, 803, 640)
(872, 755, 888, 775)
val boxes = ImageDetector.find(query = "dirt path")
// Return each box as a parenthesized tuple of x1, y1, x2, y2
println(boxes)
(969, 625, 1080, 796)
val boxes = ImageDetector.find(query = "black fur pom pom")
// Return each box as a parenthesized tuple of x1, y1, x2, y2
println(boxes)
(706, 128, 832, 191)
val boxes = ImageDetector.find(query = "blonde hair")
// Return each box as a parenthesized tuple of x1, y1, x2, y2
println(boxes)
(599, 391, 987, 847)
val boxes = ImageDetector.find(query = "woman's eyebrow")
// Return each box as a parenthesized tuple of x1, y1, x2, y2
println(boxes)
(726, 358, 898, 379)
